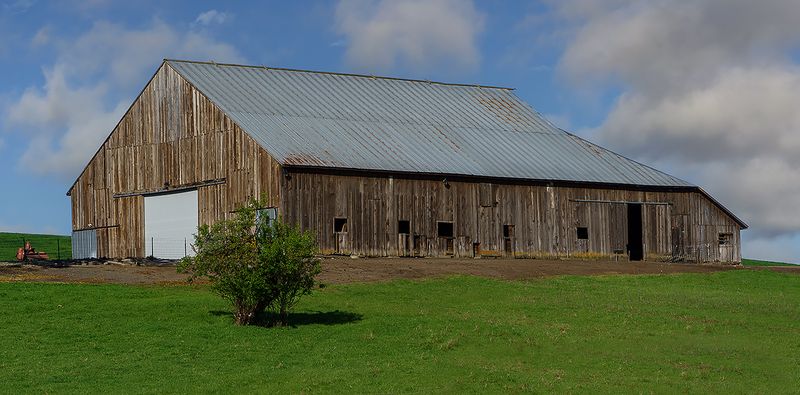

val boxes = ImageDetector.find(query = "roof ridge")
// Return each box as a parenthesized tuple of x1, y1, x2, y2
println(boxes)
(163, 58, 515, 91)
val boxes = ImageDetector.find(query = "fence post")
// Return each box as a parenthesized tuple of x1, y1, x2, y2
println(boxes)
(57, 239, 60, 260)
(184, 238, 187, 258)
(151, 237, 154, 257)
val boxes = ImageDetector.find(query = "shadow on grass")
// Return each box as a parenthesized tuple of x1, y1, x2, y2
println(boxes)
(209, 309, 362, 328)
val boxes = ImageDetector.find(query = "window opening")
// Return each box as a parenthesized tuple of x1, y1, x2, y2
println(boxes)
(334, 218, 348, 233)
(437, 221, 454, 238)
(398, 220, 411, 234)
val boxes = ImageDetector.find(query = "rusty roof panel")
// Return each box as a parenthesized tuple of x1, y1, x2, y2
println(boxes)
(167, 60, 692, 187)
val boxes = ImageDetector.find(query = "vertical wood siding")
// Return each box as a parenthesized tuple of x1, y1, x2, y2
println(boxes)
(69, 64, 281, 258)
(282, 172, 742, 262)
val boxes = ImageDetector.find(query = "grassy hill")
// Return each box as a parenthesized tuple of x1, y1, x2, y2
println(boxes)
(741, 258, 797, 266)
(0, 232, 71, 262)
(1, 270, 798, 392)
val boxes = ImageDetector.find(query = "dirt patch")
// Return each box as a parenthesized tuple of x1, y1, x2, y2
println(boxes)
(0, 264, 189, 285)
(316, 257, 741, 284)
(4, 257, 794, 285)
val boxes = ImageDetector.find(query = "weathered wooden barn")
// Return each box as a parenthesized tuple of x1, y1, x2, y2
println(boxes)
(68, 60, 746, 262)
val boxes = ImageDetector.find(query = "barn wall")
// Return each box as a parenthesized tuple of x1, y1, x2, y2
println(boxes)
(69, 63, 281, 258)
(282, 172, 742, 262)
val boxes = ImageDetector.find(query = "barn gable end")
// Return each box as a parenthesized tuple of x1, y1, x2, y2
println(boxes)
(68, 62, 282, 258)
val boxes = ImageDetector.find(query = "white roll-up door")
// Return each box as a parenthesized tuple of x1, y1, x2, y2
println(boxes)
(144, 190, 199, 259)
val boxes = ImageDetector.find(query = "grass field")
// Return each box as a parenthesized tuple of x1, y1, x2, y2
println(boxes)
(741, 258, 797, 267)
(0, 232, 71, 262)
(2, 270, 799, 393)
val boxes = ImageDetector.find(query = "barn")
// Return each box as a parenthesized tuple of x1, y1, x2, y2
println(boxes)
(68, 60, 746, 262)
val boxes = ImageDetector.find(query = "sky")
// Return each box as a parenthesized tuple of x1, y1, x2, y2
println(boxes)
(0, 0, 797, 263)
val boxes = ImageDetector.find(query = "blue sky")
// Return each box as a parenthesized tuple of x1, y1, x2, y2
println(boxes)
(0, 0, 798, 263)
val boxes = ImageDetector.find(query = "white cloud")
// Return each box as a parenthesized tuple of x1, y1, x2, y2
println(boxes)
(598, 67, 800, 166)
(334, 0, 484, 73)
(31, 26, 50, 46)
(8, 65, 128, 175)
(4, 19, 245, 178)
(548, 0, 800, 249)
(2, 0, 36, 15)
(194, 10, 231, 26)
(560, 0, 800, 92)
(58, 20, 244, 88)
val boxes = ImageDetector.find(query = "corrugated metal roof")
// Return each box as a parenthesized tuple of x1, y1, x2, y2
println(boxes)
(166, 60, 693, 188)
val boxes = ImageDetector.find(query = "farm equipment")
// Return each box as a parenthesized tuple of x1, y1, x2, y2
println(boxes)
(16, 241, 49, 261)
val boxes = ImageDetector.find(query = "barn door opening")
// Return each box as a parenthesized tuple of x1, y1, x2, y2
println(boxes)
(718, 233, 734, 262)
(334, 217, 348, 255)
(144, 189, 198, 259)
(503, 224, 514, 257)
(397, 220, 411, 257)
(627, 203, 643, 261)
(437, 221, 454, 256)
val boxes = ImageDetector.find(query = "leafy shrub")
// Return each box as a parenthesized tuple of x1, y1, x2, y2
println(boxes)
(178, 200, 320, 326)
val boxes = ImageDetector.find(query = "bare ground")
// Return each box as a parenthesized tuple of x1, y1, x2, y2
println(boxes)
(1, 257, 796, 285)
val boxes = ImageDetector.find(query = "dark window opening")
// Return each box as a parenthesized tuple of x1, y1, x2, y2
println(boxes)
(503, 224, 514, 238)
(334, 217, 348, 233)
(577, 227, 589, 240)
(398, 220, 410, 234)
(627, 203, 643, 261)
(437, 221, 454, 238)
(718, 233, 733, 245)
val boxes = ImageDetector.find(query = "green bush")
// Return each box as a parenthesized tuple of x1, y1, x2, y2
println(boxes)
(179, 200, 320, 326)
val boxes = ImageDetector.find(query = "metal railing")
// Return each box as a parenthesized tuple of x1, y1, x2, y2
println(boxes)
(144, 237, 196, 260)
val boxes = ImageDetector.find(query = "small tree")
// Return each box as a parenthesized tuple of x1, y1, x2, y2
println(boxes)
(260, 219, 321, 326)
(178, 199, 320, 326)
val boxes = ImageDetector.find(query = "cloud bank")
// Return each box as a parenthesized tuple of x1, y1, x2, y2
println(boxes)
(334, 0, 484, 73)
(550, 0, 800, 261)
(5, 18, 244, 178)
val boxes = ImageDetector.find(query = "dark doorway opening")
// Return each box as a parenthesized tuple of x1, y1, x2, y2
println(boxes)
(503, 225, 515, 257)
(627, 203, 643, 261)
(334, 217, 348, 255)
(437, 221, 454, 255)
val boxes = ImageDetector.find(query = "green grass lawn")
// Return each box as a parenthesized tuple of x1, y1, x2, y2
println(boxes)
(2, 271, 799, 393)
(742, 258, 797, 267)
(0, 232, 71, 261)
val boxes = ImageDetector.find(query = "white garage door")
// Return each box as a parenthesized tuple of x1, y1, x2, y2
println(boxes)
(144, 190, 198, 259)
